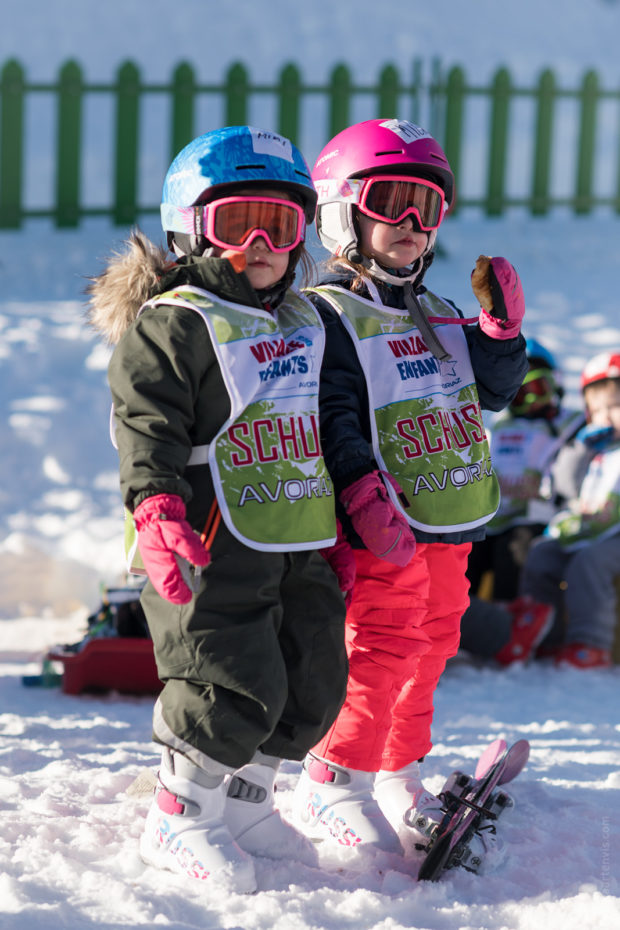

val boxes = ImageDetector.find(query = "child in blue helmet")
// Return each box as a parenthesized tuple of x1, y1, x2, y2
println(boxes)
(467, 338, 585, 600)
(519, 350, 620, 668)
(461, 338, 586, 665)
(87, 126, 348, 892)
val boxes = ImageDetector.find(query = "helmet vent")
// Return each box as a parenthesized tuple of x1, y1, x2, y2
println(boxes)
(236, 164, 265, 171)
(375, 149, 405, 156)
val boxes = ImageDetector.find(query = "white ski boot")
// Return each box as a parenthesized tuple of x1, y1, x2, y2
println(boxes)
(374, 761, 444, 855)
(224, 755, 318, 866)
(140, 747, 257, 893)
(291, 753, 403, 853)
(448, 818, 506, 874)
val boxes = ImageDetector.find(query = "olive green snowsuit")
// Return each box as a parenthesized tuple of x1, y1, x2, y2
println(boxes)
(108, 255, 347, 770)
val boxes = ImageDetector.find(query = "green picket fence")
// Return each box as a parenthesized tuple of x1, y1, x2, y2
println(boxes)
(1, 58, 619, 227)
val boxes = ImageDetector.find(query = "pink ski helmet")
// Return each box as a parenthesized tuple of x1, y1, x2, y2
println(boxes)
(312, 119, 455, 260)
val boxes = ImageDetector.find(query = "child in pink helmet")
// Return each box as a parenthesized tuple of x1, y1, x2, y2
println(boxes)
(291, 119, 528, 867)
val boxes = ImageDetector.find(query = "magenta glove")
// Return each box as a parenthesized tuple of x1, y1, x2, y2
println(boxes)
(133, 493, 211, 604)
(320, 520, 356, 606)
(471, 255, 525, 340)
(340, 471, 416, 567)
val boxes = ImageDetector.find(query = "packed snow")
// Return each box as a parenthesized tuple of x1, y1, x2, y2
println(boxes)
(1, 2, 620, 928)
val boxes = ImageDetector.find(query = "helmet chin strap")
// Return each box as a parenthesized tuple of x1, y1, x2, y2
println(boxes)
(364, 256, 424, 286)
(345, 225, 437, 289)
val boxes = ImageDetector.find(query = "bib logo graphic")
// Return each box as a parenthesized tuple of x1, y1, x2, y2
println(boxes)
(250, 335, 312, 382)
(386, 335, 455, 384)
(387, 335, 440, 382)
(228, 414, 322, 466)
(387, 334, 429, 359)
(396, 401, 487, 459)
(258, 355, 309, 381)
(396, 355, 440, 381)
(438, 359, 462, 389)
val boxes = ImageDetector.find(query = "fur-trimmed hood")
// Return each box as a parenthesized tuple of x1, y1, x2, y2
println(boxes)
(86, 229, 286, 345)
(86, 230, 174, 345)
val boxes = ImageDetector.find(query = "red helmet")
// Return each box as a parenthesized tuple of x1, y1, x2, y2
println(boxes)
(580, 351, 620, 390)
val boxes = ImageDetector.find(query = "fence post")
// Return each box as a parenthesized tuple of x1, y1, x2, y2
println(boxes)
(114, 61, 140, 225)
(575, 69, 598, 214)
(377, 64, 399, 118)
(278, 63, 301, 144)
(428, 57, 445, 142)
(225, 63, 248, 126)
(0, 59, 24, 228)
(531, 69, 555, 215)
(486, 67, 511, 215)
(328, 64, 351, 138)
(443, 66, 465, 214)
(407, 59, 423, 125)
(56, 60, 82, 227)
(171, 62, 195, 159)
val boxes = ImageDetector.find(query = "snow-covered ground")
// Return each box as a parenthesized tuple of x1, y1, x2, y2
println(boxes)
(2, 609, 619, 929)
(2, 1, 620, 928)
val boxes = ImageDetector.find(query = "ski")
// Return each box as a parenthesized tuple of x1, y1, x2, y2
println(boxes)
(417, 738, 530, 882)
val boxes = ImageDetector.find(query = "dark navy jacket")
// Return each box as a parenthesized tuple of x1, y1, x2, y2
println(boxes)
(309, 270, 528, 546)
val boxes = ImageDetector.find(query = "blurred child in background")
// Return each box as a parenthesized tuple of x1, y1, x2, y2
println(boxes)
(460, 338, 585, 665)
(519, 350, 620, 668)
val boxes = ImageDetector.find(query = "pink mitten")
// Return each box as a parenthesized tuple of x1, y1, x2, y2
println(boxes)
(133, 493, 211, 604)
(471, 255, 524, 340)
(340, 471, 416, 567)
(320, 520, 356, 606)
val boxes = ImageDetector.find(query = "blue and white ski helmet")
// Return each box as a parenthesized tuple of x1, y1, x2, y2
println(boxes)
(161, 125, 317, 236)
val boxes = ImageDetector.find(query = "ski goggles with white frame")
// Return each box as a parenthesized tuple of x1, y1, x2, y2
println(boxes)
(316, 175, 447, 231)
(161, 196, 306, 253)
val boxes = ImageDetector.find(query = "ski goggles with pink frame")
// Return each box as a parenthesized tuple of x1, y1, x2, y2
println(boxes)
(314, 175, 446, 231)
(356, 175, 447, 230)
(161, 196, 306, 252)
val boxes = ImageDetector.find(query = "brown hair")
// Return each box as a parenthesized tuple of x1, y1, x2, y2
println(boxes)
(289, 241, 317, 289)
(310, 254, 373, 293)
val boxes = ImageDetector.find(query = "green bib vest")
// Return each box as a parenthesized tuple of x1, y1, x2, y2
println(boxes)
(128, 284, 336, 555)
(311, 284, 500, 533)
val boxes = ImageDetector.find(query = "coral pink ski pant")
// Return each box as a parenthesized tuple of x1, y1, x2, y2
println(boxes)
(312, 542, 471, 771)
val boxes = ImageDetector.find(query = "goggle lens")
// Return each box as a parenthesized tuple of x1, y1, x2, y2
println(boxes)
(510, 370, 556, 413)
(206, 197, 305, 252)
(359, 176, 445, 230)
